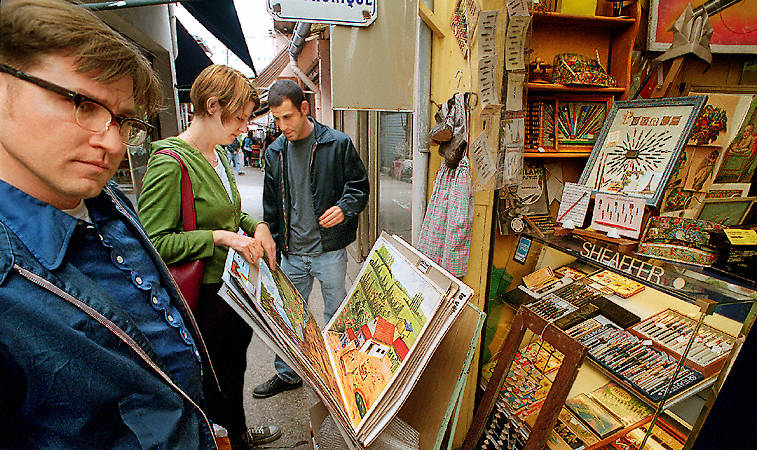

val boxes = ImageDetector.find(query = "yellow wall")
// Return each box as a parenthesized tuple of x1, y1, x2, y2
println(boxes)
(421, 0, 507, 445)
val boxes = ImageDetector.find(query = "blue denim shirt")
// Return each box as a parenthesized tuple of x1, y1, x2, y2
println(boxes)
(0, 180, 216, 449)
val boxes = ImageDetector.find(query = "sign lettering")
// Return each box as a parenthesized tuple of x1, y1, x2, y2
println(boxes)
(580, 241, 664, 284)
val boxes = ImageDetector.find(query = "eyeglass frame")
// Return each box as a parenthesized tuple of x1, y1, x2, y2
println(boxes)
(0, 63, 154, 145)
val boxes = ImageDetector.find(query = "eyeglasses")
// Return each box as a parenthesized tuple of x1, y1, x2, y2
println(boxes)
(0, 63, 153, 146)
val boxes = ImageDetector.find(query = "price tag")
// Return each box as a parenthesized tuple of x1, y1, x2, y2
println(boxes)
(724, 228, 757, 245)
(642, 340, 653, 346)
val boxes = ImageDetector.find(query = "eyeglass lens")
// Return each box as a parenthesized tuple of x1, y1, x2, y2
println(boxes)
(74, 99, 149, 146)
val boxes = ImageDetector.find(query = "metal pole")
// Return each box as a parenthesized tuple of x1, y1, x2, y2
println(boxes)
(80, 0, 197, 12)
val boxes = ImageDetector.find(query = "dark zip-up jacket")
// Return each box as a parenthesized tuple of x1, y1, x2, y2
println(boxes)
(263, 118, 369, 255)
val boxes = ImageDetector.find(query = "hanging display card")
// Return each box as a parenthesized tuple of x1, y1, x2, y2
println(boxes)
(517, 161, 549, 216)
(506, 0, 530, 16)
(557, 182, 592, 225)
(579, 96, 707, 207)
(506, 72, 526, 111)
(499, 111, 525, 187)
(590, 193, 646, 239)
(477, 11, 500, 112)
(505, 16, 531, 72)
(471, 130, 497, 191)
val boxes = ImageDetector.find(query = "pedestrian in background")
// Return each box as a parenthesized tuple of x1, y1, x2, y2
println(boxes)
(226, 135, 244, 175)
(243, 130, 254, 167)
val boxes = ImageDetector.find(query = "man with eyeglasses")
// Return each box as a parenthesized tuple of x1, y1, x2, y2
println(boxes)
(0, 1, 217, 447)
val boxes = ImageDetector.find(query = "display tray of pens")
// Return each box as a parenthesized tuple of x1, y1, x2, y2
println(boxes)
(576, 324, 704, 403)
(525, 294, 577, 322)
(629, 309, 736, 378)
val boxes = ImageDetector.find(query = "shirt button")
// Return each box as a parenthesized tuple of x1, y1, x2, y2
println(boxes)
(116, 255, 124, 264)
(167, 314, 174, 322)
(152, 296, 158, 305)
(135, 276, 143, 285)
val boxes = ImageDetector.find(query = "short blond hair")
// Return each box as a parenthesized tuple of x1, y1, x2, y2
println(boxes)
(190, 65, 260, 122)
(0, 0, 162, 117)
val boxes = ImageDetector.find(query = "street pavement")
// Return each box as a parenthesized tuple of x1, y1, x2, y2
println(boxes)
(235, 166, 361, 448)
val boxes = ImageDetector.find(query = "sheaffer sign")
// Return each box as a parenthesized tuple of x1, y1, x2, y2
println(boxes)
(580, 241, 665, 285)
(267, 0, 378, 26)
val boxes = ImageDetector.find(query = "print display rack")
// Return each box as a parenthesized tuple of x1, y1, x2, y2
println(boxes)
(480, 231, 757, 449)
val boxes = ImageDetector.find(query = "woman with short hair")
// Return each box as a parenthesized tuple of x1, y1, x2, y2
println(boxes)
(138, 64, 279, 449)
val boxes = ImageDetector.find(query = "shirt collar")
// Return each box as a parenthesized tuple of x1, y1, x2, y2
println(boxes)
(0, 179, 82, 271)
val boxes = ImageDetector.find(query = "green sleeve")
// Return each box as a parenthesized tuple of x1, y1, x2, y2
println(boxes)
(137, 153, 216, 265)
(239, 212, 261, 236)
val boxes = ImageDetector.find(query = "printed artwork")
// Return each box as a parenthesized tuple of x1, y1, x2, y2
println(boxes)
(565, 393, 623, 438)
(324, 236, 446, 430)
(687, 92, 754, 147)
(649, 0, 757, 54)
(257, 261, 342, 399)
(714, 95, 757, 183)
(697, 198, 755, 226)
(516, 161, 549, 216)
(588, 382, 653, 426)
(684, 146, 721, 192)
(580, 97, 706, 206)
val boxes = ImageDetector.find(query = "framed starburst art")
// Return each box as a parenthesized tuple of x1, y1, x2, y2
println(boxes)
(579, 96, 707, 207)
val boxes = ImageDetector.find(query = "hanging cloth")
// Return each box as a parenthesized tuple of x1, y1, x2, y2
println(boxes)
(417, 156, 474, 277)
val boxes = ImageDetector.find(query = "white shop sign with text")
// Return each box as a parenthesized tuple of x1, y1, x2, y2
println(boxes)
(267, 0, 377, 26)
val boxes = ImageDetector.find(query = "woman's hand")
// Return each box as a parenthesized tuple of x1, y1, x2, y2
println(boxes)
(253, 223, 277, 270)
(212, 230, 264, 264)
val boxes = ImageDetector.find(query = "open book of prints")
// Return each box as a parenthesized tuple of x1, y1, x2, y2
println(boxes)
(220, 232, 474, 448)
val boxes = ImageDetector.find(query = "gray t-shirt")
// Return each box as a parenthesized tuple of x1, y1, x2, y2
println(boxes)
(287, 130, 323, 255)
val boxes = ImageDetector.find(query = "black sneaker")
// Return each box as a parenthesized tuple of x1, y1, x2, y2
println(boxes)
(252, 374, 302, 399)
(241, 425, 281, 447)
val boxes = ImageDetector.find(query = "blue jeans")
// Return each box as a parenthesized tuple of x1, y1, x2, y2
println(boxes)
(226, 150, 242, 174)
(274, 248, 347, 384)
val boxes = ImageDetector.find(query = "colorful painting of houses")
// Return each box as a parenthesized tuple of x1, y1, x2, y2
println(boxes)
(324, 236, 446, 429)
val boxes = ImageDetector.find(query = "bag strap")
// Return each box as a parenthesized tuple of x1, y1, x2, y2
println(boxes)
(155, 149, 196, 232)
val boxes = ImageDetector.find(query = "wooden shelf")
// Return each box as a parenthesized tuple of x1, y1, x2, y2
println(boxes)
(527, 82, 626, 94)
(524, 151, 591, 158)
(532, 11, 636, 28)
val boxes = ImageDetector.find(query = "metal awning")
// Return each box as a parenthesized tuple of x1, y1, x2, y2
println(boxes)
(175, 21, 213, 103)
(82, 0, 256, 76)
(182, 0, 256, 76)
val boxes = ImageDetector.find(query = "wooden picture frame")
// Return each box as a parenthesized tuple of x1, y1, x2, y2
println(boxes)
(462, 307, 587, 450)
(555, 95, 612, 151)
(526, 95, 612, 153)
(579, 96, 707, 207)
(648, 0, 757, 54)
(696, 197, 756, 226)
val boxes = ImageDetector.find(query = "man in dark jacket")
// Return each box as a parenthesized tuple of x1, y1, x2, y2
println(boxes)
(254, 79, 369, 398)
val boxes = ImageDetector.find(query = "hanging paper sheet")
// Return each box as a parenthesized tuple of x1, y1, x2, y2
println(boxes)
(477, 10, 500, 112)
(505, 15, 531, 72)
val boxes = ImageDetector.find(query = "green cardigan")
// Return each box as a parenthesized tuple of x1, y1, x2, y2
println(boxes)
(138, 137, 261, 285)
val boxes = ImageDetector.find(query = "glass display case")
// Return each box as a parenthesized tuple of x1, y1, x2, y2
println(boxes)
(465, 232, 757, 450)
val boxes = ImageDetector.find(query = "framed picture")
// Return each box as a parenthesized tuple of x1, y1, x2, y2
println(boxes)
(526, 95, 611, 153)
(556, 96, 611, 148)
(579, 96, 707, 207)
(648, 0, 757, 54)
(696, 197, 756, 226)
